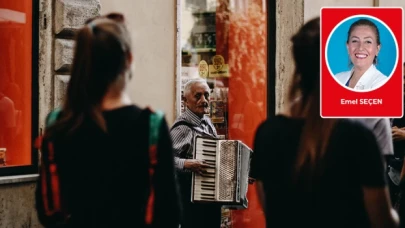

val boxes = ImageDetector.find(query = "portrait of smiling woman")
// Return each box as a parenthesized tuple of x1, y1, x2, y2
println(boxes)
(327, 16, 398, 92)
(335, 18, 387, 90)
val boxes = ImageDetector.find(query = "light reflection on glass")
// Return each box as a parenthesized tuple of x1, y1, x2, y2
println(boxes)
(180, 0, 267, 227)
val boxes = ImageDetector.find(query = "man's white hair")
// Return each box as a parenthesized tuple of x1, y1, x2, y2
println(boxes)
(183, 78, 209, 97)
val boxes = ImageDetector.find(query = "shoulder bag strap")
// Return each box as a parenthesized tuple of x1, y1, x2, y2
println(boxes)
(39, 107, 70, 224)
(46, 108, 62, 128)
(35, 108, 62, 150)
(145, 109, 164, 225)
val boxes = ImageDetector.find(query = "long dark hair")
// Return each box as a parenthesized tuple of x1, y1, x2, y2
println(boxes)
(45, 13, 132, 139)
(288, 17, 337, 181)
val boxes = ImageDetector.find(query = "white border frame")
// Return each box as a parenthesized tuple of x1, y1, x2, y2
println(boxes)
(325, 14, 399, 93)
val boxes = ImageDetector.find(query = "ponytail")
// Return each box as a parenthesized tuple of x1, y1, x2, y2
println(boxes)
(45, 17, 131, 140)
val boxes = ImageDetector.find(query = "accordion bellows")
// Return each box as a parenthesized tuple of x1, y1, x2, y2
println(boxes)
(191, 136, 253, 209)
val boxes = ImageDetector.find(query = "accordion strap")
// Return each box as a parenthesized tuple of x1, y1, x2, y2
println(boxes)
(171, 121, 216, 139)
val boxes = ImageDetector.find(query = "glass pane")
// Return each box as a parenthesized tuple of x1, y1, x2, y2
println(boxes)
(180, 0, 267, 227)
(0, 0, 32, 167)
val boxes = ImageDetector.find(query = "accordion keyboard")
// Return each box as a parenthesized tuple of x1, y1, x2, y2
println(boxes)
(192, 136, 252, 208)
(193, 138, 218, 201)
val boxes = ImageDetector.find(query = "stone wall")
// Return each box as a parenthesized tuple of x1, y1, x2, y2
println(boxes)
(0, 0, 100, 227)
(51, 0, 101, 112)
(0, 182, 39, 228)
(275, 0, 304, 114)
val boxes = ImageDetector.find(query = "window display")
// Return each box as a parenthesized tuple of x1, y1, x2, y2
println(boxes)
(179, 0, 268, 227)
(0, 0, 36, 172)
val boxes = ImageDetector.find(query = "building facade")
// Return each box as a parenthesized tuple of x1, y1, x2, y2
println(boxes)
(0, 0, 403, 227)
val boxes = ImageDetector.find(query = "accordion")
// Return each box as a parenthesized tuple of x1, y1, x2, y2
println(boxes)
(191, 136, 253, 209)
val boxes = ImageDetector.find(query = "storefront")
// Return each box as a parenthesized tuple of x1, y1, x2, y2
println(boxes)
(0, 0, 38, 175)
(178, 1, 272, 227)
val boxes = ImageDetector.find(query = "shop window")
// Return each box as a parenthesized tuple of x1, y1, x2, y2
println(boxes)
(0, 0, 38, 176)
(178, 0, 272, 227)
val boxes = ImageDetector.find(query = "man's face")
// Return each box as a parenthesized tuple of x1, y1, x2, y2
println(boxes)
(185, 82, 210, 118)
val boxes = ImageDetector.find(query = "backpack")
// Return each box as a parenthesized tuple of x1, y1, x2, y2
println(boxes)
(145, 108, 164, 225)
(36, 108, 164, 227)
(36, 108, 68, 227)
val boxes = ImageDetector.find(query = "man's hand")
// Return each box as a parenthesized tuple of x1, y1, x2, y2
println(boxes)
(184, 159, 210, 175)
(392, 126, 405, 141)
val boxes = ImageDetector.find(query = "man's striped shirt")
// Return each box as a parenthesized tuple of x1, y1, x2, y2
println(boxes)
(170, 108, 217, 171)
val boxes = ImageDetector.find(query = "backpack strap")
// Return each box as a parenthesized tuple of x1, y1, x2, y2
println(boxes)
(145, 109, 164, 225)
(35, 108, 62, 150)
(46, 108, 62, 128)
(39, 107, 70, 225)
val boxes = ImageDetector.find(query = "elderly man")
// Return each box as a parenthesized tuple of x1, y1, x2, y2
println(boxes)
(170, 78, 221, 228)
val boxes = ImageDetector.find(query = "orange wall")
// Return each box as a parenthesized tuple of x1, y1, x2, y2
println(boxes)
(0, 0, 32, 166)
(216, 1, 267, 227)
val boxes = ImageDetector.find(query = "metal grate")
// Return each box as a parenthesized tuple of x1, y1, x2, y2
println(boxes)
(218, 141, 237, 201)
(239, 144, 252, 204)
